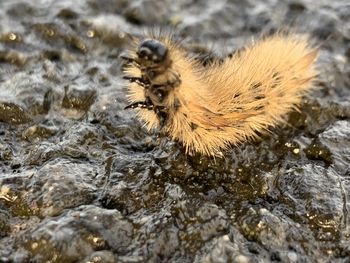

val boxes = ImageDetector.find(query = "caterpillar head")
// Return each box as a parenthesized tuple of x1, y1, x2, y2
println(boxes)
(137, 39, 168, 64)
(135, 38, 175, 84)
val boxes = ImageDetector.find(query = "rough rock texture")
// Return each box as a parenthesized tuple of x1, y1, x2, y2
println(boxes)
(0, 0, 349, 262)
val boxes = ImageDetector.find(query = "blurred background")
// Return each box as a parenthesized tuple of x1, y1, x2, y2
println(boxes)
(0, 0, 349, 262)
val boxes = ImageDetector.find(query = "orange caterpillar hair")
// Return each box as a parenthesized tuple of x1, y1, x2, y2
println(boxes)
(122, 33, 318, 156)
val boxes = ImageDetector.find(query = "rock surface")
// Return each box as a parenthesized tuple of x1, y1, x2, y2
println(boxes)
(0, 0, 349, 262)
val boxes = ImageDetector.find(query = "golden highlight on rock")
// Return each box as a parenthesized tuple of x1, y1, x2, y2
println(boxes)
(122, 33, 318, 156)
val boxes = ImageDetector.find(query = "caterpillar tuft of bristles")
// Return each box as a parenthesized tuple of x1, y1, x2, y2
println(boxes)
(122, 33, 318, 157)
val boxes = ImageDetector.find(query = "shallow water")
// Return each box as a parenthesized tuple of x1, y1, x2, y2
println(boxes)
(0, 0, 350, 262)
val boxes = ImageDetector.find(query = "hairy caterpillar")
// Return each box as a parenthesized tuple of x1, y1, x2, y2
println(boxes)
(122, 33, 318, 156)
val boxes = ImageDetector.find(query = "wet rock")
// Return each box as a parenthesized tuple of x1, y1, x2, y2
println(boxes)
(288, 2, 306, 14)
(238, 207, 286, 244)
(172, 202, 229, 253)
(198, 235, 250, 263)
(0, 0, 349, 262)
(0, 143, 15, 162)
(275, 164, 344, 242)
(304, 139, 333, 165)
(6, 2, 34, 18)
(82, 250, 116, 263)
(2, 193, 35, 218)
(56, 8, 79, 20)
(318, 120, 350, 173)
(0, 209, 10, 238)
(87, 0, 129, 14)
(0, 102, 31, 124)
(309, 9, 341, 40)
(21, 205, 133, 262)
(0, 51, 27, 67)
(41, 50, 63, 61)
(0, 32, 23, 44)
(82, 15, 130, 47)
(25, 122, 106, 166)
(62, 84, 97, 111)
(24, 142, 63, 166)
(123, 1, 170, 25)
(32, 22, 88, 53)
(26, 160, 99, 218)
(16, 83, 53, 116)
(22, 124, 57, 142)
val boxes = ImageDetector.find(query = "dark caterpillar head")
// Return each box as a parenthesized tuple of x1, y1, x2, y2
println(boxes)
(137, 39, 168, 63)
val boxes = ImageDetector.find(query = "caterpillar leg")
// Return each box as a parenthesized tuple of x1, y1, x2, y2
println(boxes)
(124, 100, 154, 110)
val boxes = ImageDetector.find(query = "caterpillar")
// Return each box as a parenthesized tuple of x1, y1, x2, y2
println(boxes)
(122, 33, 318, 156)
